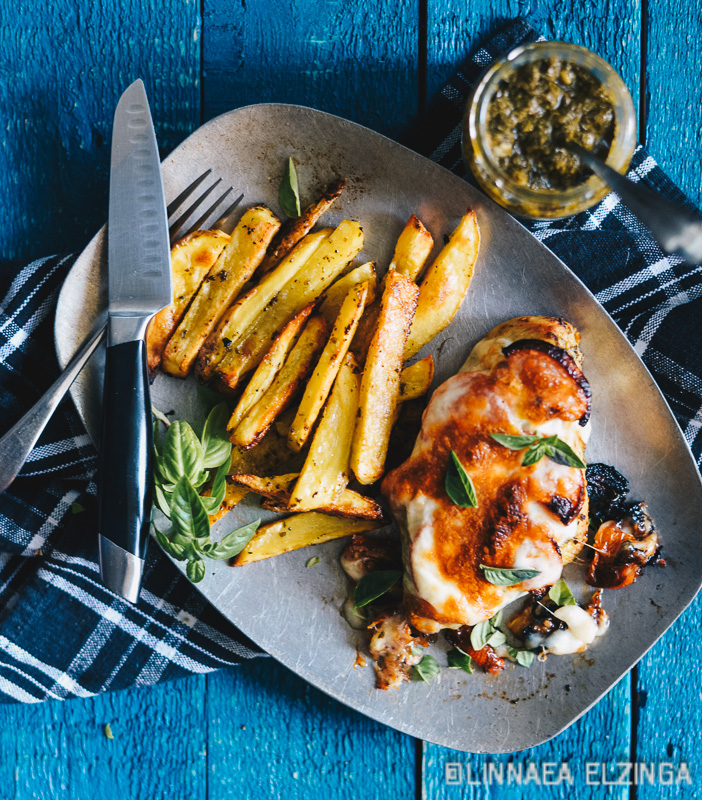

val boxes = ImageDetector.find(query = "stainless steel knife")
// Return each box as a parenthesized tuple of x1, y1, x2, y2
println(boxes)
(98, 79, 172, 603)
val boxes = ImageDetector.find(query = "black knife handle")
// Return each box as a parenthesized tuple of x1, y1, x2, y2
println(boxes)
(98, 339, 152, 561)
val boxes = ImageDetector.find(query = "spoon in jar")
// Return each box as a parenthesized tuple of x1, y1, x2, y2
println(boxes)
(568, 142, 702, 264)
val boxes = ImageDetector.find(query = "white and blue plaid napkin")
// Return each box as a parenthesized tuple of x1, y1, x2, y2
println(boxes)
(1, 18, 700, 702)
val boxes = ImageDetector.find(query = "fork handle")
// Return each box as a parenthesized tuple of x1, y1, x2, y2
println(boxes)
(97, 336, 152, 603)
(0, 320, 107, 494)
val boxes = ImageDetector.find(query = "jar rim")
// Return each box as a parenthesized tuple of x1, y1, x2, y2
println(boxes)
(465, 41, 637, 213)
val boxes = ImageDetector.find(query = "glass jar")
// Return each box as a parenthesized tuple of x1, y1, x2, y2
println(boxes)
(462, 41, 637, 219)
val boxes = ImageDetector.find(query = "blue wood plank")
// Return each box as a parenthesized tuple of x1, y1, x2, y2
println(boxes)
(206, 659, 416, 799)
(0, 0, 201, 264)
(202, 0, 420, 139)
(0, 677, 208, 799)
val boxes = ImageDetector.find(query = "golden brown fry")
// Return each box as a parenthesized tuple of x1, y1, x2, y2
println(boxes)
(228, 425, 297, 478)
(230, 315, 328, 448)
(260, 490, 383, 520)
(161, 206, 280, 378)
(146, 230, 230, 376)
(227, 304, 314, 433)
(232, 512, 381, 566)
(389, 214, 434, 282)
(208, 483, 249, 524)
(194, 230, 330, 383)
(259, 179, 346, 274)
(215, 220, 364, 391)
(404, 209, 480, 359)
(399, 355, 434, 403)
(319, 262, 377, 326)
(351, 271, 419, 484)
(288, 283, 368, 452)
(288, 354, 360, 510)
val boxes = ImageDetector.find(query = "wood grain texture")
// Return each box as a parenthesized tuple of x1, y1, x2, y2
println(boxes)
(206, 660, 415, 798)
(202, 0, 420, 137)
(0, 0, 200, 263)
(0, 677, 207, 800)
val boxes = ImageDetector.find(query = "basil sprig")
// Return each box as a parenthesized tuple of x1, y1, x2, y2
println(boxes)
(479, 564, 541, 587)
(549, 578, 577, 607)
(279, 156, 302, 219)
(507, 646, 535, 668)
(470, 610, 504, 650)
(152, 402, 259, 582)
(445, 450, 478, 508)
(447, 647, 474, 674)
(410, 654, 441, 683)
(353, 570, 403, 608)
(491, 433, 585, 469)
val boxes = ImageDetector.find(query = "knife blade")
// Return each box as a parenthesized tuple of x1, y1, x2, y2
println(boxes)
(98, 79, 171, 603)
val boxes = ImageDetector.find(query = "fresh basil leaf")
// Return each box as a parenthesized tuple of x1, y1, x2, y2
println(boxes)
(305, 556, 321, 568)
(186, 558, 206, 583)
(480, 564, 542, 586)
(522, 441, 548, 467)
(353, 570, 403, 608)
(201, 455, 231, 515)
(152, 406, 172, 429)
(491, 610, 503, 629)
(410, 654, 440, 683)
(445, 450, 478, 508)
(209, 519, 261, 560)
(490, 433, 540, 450)
(170, 477, 211, 542)
(154, 483, 172, 519)
(486, 630, 506, 648)
(278, 156, 301, 219)
(198, 385, 226, 416)
(161, 421, 204, 486)
(470, 620, 492, 650)
(410, 644, 424, 657)
(545, 438, 586, 470)
(507, 646, 535, 668)
(549, 578, 577, 607)
(201, 402, 233, 469)
(447, 648, 474, 674)
(154, 529, 187, 562)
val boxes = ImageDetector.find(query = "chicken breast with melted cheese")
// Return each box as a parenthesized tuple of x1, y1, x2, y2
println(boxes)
(381, 316, 591, 634)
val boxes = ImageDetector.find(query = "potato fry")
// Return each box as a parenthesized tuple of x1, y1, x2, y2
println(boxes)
(404, 209, 480, 359)
(399, 355, 434, 402)
(227, 304, 314, 432)
(389, 214, 434, 282)
(288, 354, 360, 510)
(146, 229, 229, 376)
(208, 483, 249, 524)
(319, 262, 377, 326)
(228, 426, 297, 477)
(161, 206, 280, 378)
(215, 220, 364, 391)
(195, 229, 330, 383)
(351, 271, 419, 484)
(288, 283, 368, 452)
(231, 315, 328, 447)
(232, 512, 381, 566)
(259, 179, 346, 274)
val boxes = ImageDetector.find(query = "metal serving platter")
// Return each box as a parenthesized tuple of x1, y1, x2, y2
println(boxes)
(54, 103, 702, 753)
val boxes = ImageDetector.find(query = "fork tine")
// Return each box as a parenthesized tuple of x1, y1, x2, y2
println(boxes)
(166, 169, 212, 217)
(186, 186, 236, 234)
(168, 178, 223, 244)
(212, 193, 245, 235)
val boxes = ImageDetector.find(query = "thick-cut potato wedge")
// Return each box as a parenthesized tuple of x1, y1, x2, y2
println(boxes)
(146, 229, 230, 376)
(227, 304, 314, 432)
(228, 426, 297, 478)
(259, 179, 346, 274)
(404, 209, 480, 359)
(351, 271, 419, 484)
(161, 206, 280, 377)
(288, 354, 360, 510)
(195, 230, 330, 383)
(288, 283, 368, 452)
(215, 220, 364, 390)
(208, 483, 249, 524)
(231, 315, 328, 447)
(389, 214, 434, 282)
(319, 262, 377, 326)
(399, 355, 434, 403)
(232, 512, 381, 566)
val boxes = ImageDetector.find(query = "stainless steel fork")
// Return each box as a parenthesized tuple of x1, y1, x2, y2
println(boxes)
(0, 171, 244, 493)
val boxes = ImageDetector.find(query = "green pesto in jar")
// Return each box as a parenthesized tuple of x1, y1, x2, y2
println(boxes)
(486, 56, 615, 192)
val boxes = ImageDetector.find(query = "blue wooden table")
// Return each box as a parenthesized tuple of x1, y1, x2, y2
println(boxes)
(1, 1, 700, 797)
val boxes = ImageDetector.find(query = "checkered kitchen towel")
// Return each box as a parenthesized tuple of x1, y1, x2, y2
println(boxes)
(1, 18, 701, 703)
